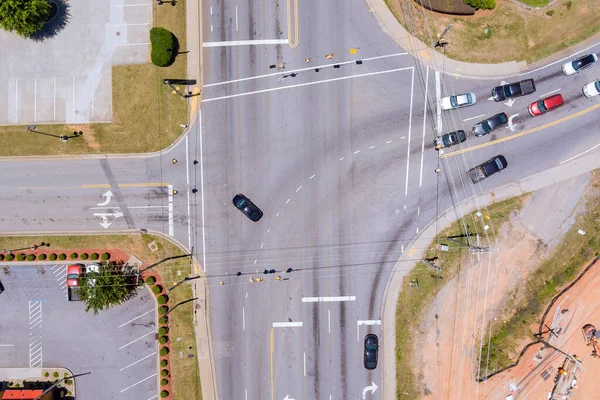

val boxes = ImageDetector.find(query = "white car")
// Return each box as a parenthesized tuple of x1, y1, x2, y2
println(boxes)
(562, 53, 598, 76)
(85, 263, 100, 287)
(440, 92, 477, 110)
(583, 80, 600, 98)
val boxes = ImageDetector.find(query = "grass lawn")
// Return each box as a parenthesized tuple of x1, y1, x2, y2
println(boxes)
(479, 171, 600, 375)
(395, 195, 528, 398)
(0, 1, 188, 156)
(518, 0, 551, 6)
(386, 0, 600, 64)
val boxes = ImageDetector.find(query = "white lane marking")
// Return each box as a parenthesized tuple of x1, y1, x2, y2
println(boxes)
(254, 259, 257, 265)
(386, 140, 392, 144)
(518, 41, 600, 75)
(186, 136, 192, 250)
(275, 213, 279, 217)
(404, 67, 415, 197)
(339, 157, 344, 161)
(302, 296, 356, 302)
(560, 142, 600, 164)
(146, 396, 158, 400)
(296, 186, 302, 192)
(15, 79, 18, 122)
(120, 373, 157, 393)
(91, 205, 167, 209)
(356, 320, 382, 342)
(199, 111, 207, 272)
(53, 77, 56, 121)
(120, 351, 156, 371)
(210, 6, 213, 14)
(435, 70, 442, 133)
(203, 67, 413, 102)
(72, 77, 75, 121)
(114, 23, 151, 26)
(119, 309, 154, 328)
(419, 66, 429, 188)
(354, 150, 360, 154)
(91, 75, 94, 116)
(34, 79, 37, 122)
(113, 3, 152, 6)
(211, 25, 213, 32)
(203, 39, 289, 47)
(168, 184, 174, 236)
(304, 352, 307, 376)
(540, 88, 561, 98)
(235, 6, 239, 32)
(261, 243, 264, 248)
(309, 174, 316, 179)
(243, 307, 246, 331)
(204, 52, 408, 87)
(462, 114, 485, 122)
(369, 145, 375, 149)
(328, 309, 331, 333)
(0, 344, 14, 347)
(272, 322, 303, 327)
(285, 199, 290, 204)
(119, 331, 155, 350)
(114, 42, 151, 46)
(400, 136, 405, 139)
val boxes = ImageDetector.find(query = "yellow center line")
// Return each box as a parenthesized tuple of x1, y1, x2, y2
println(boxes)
(441, 102, 600, 158)
(270, 328, 275, 400)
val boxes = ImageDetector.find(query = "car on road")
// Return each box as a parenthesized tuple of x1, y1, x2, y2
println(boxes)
(0, 279, 4, 294)
(562, 53, 598, 76)
(528, 93, 564, 116)
(232, 194, 263, 222)
(434, 130, 467, 149)
(472, 113, 508, 137)
(468, 155, 508, 183)
(492, 79, 536, 102)
(440, 93, 477, 110)
(364, 334, 379, 370)
(583, 80, 600, 98)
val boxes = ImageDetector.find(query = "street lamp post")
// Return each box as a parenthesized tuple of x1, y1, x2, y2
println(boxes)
(25, 126, 83, 142)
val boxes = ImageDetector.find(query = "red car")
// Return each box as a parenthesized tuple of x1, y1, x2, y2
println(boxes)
(528, 93, 564, 116)
(66, 264, 84, 287)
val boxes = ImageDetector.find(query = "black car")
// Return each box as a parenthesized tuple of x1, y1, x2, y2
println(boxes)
(434, 130, 466, 149)
(232, 194, 263, 222)
(472, 113, 508, 137)
(0, 279, 4, 294)
(364, 334, 379, 370)
(468, 155, 508, 183)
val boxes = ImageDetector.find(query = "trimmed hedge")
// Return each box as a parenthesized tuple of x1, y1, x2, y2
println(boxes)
(160, 359, 168, 368)
(58, 253, 67, 261)
(69, 253, 78, 260)
(80, 253, 89, 260)
(160, 378, 168, 386)
(159, 335, 168, 344)
(26, 254, 36, 261)
(158, 306, 169, 315)
(161, 369, 169, 377)
(90, 253, 99, 260)
(159, 316, 168, 325)
(160, 347, 169, 356)
(101, 252, 110, 261)
(49, 253, 57, 261)
(157, 295, 169, 305)
(17, 254, 26, 261)
(158, 327, 168, 335)
(152, 285, 163, 295)
(150, 27, 176, 67)
(37, 254, 47, 261)
(0, 254, 4, 261)
(6, 254, 14, 261)
(160, 390, 169, 398)
(146, 276, 156, 285)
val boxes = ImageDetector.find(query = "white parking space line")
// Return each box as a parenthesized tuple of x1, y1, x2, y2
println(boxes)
(404, 67, 415, 197)
(462, 114, 485, 122)
(303, 352, 306, 376)
(272, 322, 303, 328)
(120, 373, 157, 393)
(242, 307, 246, 331)
(168, 184, 174, 236)
(53, 77, 56, 121)
(119, 309, 154, 328)
(560, 142, 600, 164)
(302, 296, 356, 302)
(119, 331, 155, 350)
(15, 80, 18, 122)
(419, 67, 429, 188)
(328, 309, 331, 333)
(146, 396, 158, 400)
(540, 88, 561, 98)
(235, 6, 239, 32)
(34, 79, 37, 122)
(29, 300, 43, 368)
(435, 71, 442, 133)
(120, 351, 156, 371)
(0, 344, 14, 347)
(203, 39, 289, 47)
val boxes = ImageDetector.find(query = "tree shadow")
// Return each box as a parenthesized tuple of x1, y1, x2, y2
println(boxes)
(30, 0, 71, 42)
(165, 33, 180, 67)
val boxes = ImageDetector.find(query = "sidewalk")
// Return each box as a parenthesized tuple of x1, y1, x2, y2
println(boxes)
(381, 152, 600, 399)
(365, 0, 600, 79)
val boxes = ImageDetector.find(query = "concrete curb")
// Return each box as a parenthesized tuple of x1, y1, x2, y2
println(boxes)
(381, 152, 600, 399)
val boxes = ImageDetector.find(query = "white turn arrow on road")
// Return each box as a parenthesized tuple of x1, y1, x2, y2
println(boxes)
(504, 98, 516, 107)
(362, 381, 378, 399)
(96, 190, 113, 206)
(283, 395, 295, 400)
(94, 212, 124, 229)
(508, 113, 519, 132)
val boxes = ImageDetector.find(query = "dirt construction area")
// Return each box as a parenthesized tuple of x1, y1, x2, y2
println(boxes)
(410, 173, 600, 399)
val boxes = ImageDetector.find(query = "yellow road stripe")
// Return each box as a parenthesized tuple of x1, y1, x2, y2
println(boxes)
(441, 102, 600, 158)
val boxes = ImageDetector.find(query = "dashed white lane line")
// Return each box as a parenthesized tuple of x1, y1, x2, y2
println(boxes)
(419, 66, 429, 189)
(400, 136, 405, 139)
(560, 142, 600, 164)
(309, 174, 316, 179)
(540, 88, 561, 98)
(119, 331, 155, 350)
(369, 146, 375, 149)
(119, 309, 154, 328)
(302, 296, 356, 302)
(386, 140, 392, 144)
(275, 213, 279, 217)
(462, 113, 485, 122)
(120, 373, 157, 393)
(120, 352, 157, 371)
(339, 157, 344, 161)
(272, 322, 303, 327)
(261, 243, 264, 248)
(243, 307, 246, 331)
(354, 150, 360, 154)
(296, 186, 302, 192)
(435, 70, 442, 134)
(168, 184, 174, 236)
(285, 199, 290, 204)
(404, 67, 415, 197)
(0, 344, 14, 347)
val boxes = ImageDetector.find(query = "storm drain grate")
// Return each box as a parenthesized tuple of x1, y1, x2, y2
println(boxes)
(541, 370, 551, 380)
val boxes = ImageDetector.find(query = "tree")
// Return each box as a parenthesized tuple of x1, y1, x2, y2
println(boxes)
(150, 27, 177, 67)
(0, 0, 51, 38)
(463, 0, 495, 10)
(80, 263, 139, 315)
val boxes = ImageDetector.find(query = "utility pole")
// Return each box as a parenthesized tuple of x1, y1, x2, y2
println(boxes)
(163, 79, 193, 99)
(33, 372, 91, 400)
(432, 24, 452, 48)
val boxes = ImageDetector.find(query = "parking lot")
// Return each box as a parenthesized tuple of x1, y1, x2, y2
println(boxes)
(0, 264, 157, 399)
(0, 0, 152, 125)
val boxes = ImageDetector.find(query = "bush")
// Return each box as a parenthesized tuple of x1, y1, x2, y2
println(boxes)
(49, 253, 57, 261)
(546, 9, 554, 16)
(80, 253, 89, 260)
(44, 372, 49, 377)
(463, 0, 495, 9)
(152, 285, 163, 294)
(566, 0, 572, 9)
(90, 253, 99, 260)
(17, 253, 26, 261)
(6, 254, 14, 261)
(161, 369, 169, 377)
(53, 372, 59, 378)
(159, 316, 168, 325)
(101, 252, 110, 260)
(150, 27, 177, 67)
(160, 347, 169, 356)
(65, 379, 72, 385)
(58, 253, 66, 261)
(69, 253, 78, 260)
(159, 335, 168, 344)
(160, 360, 168, 368)
(160, 390, 169, 398)
(37, 253, 47, 261)
(158, 306, 169, 315)
(158, 327, 168, 335)
(161, 378, 168, 386)
(157, 295, 169, 304)
(0, 254, 4, 261)
(26, 254, 36, 261)
(146, 276, 156, 285)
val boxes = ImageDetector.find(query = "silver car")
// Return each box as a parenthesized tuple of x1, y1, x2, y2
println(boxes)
(440, 92, 477, 111)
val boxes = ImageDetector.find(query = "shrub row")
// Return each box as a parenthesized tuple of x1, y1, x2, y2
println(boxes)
(1, 252, 110, 262)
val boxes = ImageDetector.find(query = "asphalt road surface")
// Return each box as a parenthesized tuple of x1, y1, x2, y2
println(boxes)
(0, 0, 599, 399)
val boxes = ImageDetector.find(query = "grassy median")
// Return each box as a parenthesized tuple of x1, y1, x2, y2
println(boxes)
(386, 0, 600, 64)
(395, 195, 528, 398)
(479, 172, 600, 375)
(0, 1, 188, 156)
